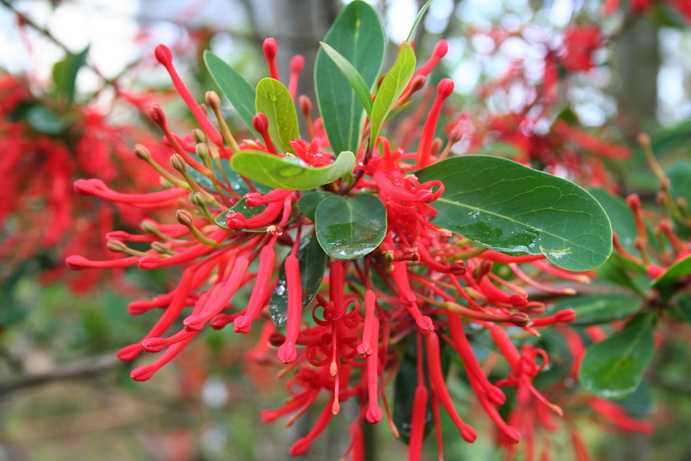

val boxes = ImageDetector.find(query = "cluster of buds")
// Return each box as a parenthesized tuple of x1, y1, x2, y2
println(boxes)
(65, 31, 628, 459)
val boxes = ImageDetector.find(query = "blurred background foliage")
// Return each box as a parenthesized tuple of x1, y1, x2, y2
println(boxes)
(0, 0, 690, 460)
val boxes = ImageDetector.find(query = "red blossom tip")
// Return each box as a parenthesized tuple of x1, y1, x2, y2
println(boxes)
(502, 426, 521, 444)
(138, 256, 161, 270)
(437, 78, 455, 99)
(449, 124, 463, 143)
(263, 38, 278, 59)
(277, 343, 298, 364)
(148, 103, 166, 126)
(410, 75, 426, 92)
(64, 255, 90, 270)
(141, 338, 167, 353)
(626, 194, 641, 210)
(127, 301, 151, 316)
(433, 40, 449, 58)
(357, 342, 373, 357)
(416, 316, 435, 334)
(647, 264, 665, 279)
(117, 343, 142, 361)
(299, 95, 312, 114)
(509, 312, 531, 327)
(366, 405, 383, 424)
(290, 55, 305, 73)
(555, 309, 577, 323)
(461, 426, 478, 443)
(131, 365, 157, 381)
(183, 314, 206, 332)
(154, 44, 173, 65)
(253, 113, 269, 134)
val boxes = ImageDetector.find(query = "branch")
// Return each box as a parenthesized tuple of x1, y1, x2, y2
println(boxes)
(0, 353, 124, 397)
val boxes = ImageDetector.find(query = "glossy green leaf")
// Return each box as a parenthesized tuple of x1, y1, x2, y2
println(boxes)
(590, 188, 638, 253)
(52, 46, 89, 105)
(549, 294, 641, 326)
(579, 313, 656, 400)
(268, 233, 328, 326)
(370, 43, 416, 147)
(618, 381, 655, 417)
(315, 1, 385, 154)
(215, 198, 268, 232)
(668, 159, 691, 204)
(315, 194, 387, 260)
(255, 78, 300, 153)
(26, 105, 65, 135)
(651, 256, 691, 301)
(298, 191, 332, 222)
(416, 156, 613, 271)
(319, 42, 373, 115)
(231, 150, 355, 190)
(596, 253, 648, 297)
(669, 295, 691, 325)
(406, 0, 434, 42)
(204, 50, 257, 134)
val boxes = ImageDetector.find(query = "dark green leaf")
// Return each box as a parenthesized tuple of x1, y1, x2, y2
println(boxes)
(416, 156, 613, 271)
(668, 159, 691, 205)
(204, 50, 258, 134)
(319, 42, 373, 115)
(268, 233, 328, 325)
(596, 253, 648, 296)
(652, 256, 691, 301)
(384, 100, 413, 123)
(370, 43, 416, 146)
(315, 194, 387, 260)
(52, 46, 89, 104)
(406, 0, 434, 43)
(590, 188, 638, 254)
(215, 198, 268, 231)
(26, 105, 65, 135)
(315, 1, 385, 154)
(618, 381, 655, 417)
(255, 78, 300, 153)
(231, 150, 355, 190)
(298, 191, 332, 222)
(669, 295, 691, 325)
(549, 294, 641, 326)
(579, 313, 656, 400)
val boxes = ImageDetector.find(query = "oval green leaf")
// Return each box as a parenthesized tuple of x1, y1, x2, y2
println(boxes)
(298, 191, 332, 222)
(315, 193, 387, 260)
(549, 293, 641, 326)
(579, 313, 656, 400)
(416, 155, 613, 271)
(315, 1, 385, 154)
(231, 150, 355, 190)
(370, 43, 416, 146)
(268, 233, 328, 326)
(204, 50, 257, 134)
(590, 188, 638, 253)
(255, 78, 300, 154)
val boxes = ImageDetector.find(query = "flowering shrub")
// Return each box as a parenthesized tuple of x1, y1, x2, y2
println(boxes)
(61, 1, 691, 459)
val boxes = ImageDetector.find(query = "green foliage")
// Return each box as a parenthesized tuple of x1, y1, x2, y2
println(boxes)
(417, 156, 613, 271)
(255, 78, 300, 153)
(268, 233, 328, 325)
(549, 294, 642, 326)
(315, 0, 385, 154)
(230, 150, 355, 190)
(297, 191, 332, 222)
(52, 46, 89, 105)
(315, 193, 387, 260)
(216, 198, 268, 231)
(579, 313, 656, 400)
(652, 256, 691, 301)
(204, 50, 258, 134)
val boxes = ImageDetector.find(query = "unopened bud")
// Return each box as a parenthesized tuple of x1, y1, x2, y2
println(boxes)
(170, 153, 187, 172)
(148, 103, 166, 126)
(195, 143, 210, 160)
(299, 95, 312, 114)
(409, 75, 426, 93)
(433, 40, 449, 59)
(437, 78, 455, 98)
(253, 113, 269, 134)
(191, 192, 208, 208)
(290, 55, 305, 73)
(205, 90, 222, 111)
(192, 129, 206, 144)
(263, 38, 278, 59)
(134, 144, 151, 160)
(107, 239, 129, 253)
(176, 209, 194, 226)
(154, 44, 173, 65)
(509, 312, 530, 327)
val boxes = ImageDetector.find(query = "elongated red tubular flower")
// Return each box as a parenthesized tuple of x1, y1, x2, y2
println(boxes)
(425, 331, 477, 442)
(289, 396, 335, 456)
(263, 38, 280, 81)
(277, 251, 302, 364)
(234, 239, 277, 333)
(357, 289, 377, 357)
(416, 78, 454, 169)
(365, 316, 382, 423)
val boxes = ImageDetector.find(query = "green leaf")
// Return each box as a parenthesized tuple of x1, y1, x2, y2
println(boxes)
(231, 150, 356, 190)
(549, 294, 641, 326)
(651, 256, 691, 301)
(370, 43, 416, 147)
(268, 233, 328, 326)
(52, 46, 89, 104)
(215, 198, 268, 231)
(255, 78, 300, 153)
(668, 159, 691, 205)
(669, 295, 691, 325)
(298, 191, 332, 222)
(618, 381, 655, 417)
(26, 104, 66, 135)
(406, 0, 434, 43)
(315, 193, 387, 260)
(319, 42, 373, 115)
(596, 253, 648, 297)
(315, 1, 385, 154)
(590, 188, 638, 254)
(579, 313, 656, 400)
(204, 50, 258, 134)
(416, 156, 613, 271)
